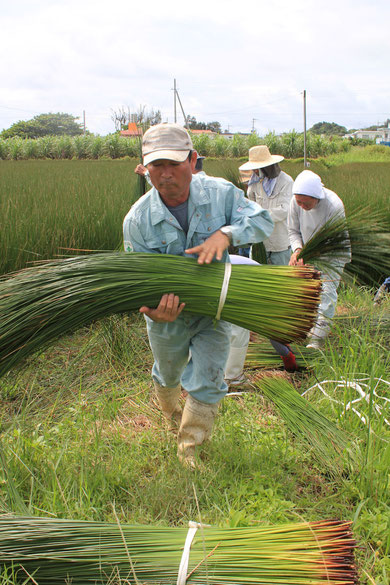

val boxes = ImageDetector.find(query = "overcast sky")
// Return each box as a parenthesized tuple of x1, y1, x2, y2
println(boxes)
(1, 0, 389, 136)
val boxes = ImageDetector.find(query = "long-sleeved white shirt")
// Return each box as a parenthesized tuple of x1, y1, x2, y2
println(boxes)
(247, 171, 293, 252)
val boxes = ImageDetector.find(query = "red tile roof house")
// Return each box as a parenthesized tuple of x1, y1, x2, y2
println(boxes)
(189, 129, 218, 139)
(120, 122, 143, 137)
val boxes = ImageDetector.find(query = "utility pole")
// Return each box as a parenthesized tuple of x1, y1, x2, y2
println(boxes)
(303, 90, 307, 167)
(175, 89, 188, 128)
(173, 79, 177, 123)
(83, 110, 86, 135)
(252, 118, 257, 133)
(172, 79, 188, 127)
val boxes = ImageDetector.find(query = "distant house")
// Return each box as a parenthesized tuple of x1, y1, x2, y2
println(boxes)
(188, 129, 218, 139)
(345, 123, 390, 143)
(189, 130, 253, 141)
(120, 122, 142, 137)
(221, 131, 252, 141)
(221, 132, 235, 141)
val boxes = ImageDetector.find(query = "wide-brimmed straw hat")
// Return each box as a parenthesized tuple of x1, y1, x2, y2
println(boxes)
(239, 145, 284, 171)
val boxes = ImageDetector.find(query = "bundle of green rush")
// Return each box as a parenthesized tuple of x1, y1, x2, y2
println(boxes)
(298, 205, 390, 284)
(245, 340, 317, 370)
(0, 516, 357, 585)
(253, 375, 351, 469)
(0, 252, 321, 378)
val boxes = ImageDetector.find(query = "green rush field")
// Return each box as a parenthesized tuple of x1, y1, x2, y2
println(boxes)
(0, 159, 136, 274)
(0, 153, 389, 585)
(1, 154, 390, 275)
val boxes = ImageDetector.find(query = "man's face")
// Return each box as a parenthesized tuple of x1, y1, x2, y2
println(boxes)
(295, 194, 319, 211)
(147, 153, 196, 203)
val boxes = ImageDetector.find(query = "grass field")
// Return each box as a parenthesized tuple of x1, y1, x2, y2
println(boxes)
(0, 159, 135, 274)
(1, 154, 390, 275)
(0, 154, 389, 584)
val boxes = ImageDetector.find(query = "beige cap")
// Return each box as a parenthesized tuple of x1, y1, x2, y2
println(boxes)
(142, 123, 193, 166)
(239, 145, 284, 171)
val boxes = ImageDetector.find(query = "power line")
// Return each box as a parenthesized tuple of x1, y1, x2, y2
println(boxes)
(0, 104, 43, 115)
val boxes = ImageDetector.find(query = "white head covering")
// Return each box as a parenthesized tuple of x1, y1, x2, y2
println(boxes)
(292, 170, 325, 199)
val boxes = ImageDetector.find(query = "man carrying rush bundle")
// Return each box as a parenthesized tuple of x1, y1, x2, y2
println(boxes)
(288, 170, 350, 349)
(239, 145, 293, 265)
(134, 152, 206, 184)
(123, 123, 273, 467)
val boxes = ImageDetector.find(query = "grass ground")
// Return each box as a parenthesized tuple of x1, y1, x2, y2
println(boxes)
(0, 286, 389, 584)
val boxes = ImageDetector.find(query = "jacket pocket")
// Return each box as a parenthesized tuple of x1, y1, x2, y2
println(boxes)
(192, 215, 226, 245)
(143, 230, 179, 253)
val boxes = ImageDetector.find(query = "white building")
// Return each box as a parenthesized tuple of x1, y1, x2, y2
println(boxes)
(347, 123, 390, 143)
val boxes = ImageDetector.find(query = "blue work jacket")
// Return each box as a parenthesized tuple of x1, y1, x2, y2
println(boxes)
(123, 173, 273, 261)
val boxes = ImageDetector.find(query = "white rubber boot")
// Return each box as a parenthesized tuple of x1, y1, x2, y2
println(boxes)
(153, 381, 182, 429)
(177, 395, 219, 467)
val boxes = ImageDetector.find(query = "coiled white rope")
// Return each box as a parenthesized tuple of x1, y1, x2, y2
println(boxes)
(302, 376, 390, 428)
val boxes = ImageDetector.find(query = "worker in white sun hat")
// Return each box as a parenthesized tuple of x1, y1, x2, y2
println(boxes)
(288, 170, 351, 349)
(123, 123, 273, 467)
(239, 145, 293, 266)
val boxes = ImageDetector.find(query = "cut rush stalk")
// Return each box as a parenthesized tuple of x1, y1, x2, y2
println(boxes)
(252, 375, 352, 470)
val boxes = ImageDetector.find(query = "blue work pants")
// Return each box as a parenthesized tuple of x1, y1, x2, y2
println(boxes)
(266, 247, 291, 266)
(146, 313, 231, 404)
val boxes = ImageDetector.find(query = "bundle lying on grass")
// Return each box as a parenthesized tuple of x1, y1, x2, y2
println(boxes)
(298, 206, 390, 284)
(0, 252, 321, 378)
(253, 375, 351, 469)
(0, 516, 357, 585)
(245, 340, 317, 370)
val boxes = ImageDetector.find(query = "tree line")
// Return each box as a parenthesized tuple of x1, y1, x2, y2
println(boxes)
(4, 111, 385, 141)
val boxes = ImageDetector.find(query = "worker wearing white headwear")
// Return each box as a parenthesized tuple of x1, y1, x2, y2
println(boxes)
(288, 170, 350, 348)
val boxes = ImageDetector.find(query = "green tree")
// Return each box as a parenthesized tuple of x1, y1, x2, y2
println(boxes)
(1, 113, 84, 139)
(309, 121, 347, 136)
(111, 105, 162, 131)
(186, 116, 206, 130)
(186, 116, 221, 133)
(361, 118, 390, 131)
(206, 121, 221, 134)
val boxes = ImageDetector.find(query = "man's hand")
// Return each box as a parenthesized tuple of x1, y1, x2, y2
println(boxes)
(135, 164, 147, 177)
(139, 293, 185, 322)
(289, 249, 304, 266)
(185, 230, 230, 264)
